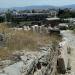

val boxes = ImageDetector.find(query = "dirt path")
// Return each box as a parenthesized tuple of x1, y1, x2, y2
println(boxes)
(61, 30, 75, 75)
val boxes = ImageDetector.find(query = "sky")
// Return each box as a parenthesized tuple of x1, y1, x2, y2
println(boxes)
(0, 0, 75, 8)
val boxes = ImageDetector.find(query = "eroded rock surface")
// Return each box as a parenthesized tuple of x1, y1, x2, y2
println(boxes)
(0, 45, 58, 75)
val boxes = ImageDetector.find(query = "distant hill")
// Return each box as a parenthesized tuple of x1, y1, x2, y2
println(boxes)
(61, 4, 75, 9)
(12, 5, 57, 10)
(11, 4, 75, 10)
(1, 4, 75, 12)
(0, 8, 8, 12)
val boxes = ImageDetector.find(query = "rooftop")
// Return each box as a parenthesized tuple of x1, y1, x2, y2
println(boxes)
(46, 17, 60, 21)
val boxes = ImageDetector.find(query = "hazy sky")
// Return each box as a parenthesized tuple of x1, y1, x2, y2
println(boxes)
(0, 0, 75, 8)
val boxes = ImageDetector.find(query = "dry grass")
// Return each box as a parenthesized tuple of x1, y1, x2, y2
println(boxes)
(6, 30, 60, 50)
(0, 23, 61, 59)
(0, 47, 10, 60)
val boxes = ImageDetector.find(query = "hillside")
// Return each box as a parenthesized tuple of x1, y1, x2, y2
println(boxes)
(1, 4, 75, 11)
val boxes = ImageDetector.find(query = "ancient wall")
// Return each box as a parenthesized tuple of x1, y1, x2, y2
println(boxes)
(57, 38, 68, 74)
(0, 45, 58, 75)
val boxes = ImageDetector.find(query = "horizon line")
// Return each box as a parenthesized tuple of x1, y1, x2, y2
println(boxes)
(0, 4, 75, 9)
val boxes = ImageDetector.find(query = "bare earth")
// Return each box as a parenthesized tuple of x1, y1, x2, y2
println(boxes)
(61, 30, 75, 75)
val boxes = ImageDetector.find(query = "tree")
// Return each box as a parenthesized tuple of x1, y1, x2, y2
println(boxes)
(5, 9, 12, 22)
(32, 9, 36, 13)
(58, 8, 71, 18)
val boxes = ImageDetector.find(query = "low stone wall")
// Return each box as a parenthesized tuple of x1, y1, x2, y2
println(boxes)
(0, 45, 58, 75)
(57, 38, 68, 74)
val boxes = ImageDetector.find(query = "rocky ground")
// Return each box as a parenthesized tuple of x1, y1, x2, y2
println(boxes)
(60, 30, 75, 75)
(0, 23, 72, 75)
(0, 44, 58, 75)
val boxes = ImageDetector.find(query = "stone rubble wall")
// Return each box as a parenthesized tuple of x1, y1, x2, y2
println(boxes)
(0, 45, 58, 75)
(57, 38, 68, 74)
(59, 38, 68, 69)
(10, 25, 51, 34)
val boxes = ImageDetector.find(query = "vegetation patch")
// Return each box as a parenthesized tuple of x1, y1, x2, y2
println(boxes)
(0, 23, 61, 59)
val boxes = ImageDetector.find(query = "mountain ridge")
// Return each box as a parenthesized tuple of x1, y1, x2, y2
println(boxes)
(11, 4, 75, 10)
(0, 4, 75, 11)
